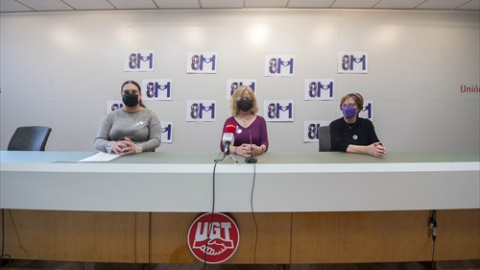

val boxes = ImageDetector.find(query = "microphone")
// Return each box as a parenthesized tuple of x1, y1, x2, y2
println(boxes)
(245, 126, 257, 163)
(222, 122, 236, 155)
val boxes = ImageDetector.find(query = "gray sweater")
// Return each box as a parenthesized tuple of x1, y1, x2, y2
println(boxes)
(94, 108, 161, 153)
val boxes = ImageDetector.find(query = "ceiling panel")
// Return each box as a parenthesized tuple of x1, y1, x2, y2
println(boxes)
(417, 0, 472, 9)
(200, 0, 243, 9)
(331, 0, 380, 9)
(63, 0, 115, 11)
(373, 0, 425, 9)
(0, 0, 478, 13)
(457, 0, 480, 9)
(154, 0, 200, 9)
(0, 0, 34, 12)
(287, 0, 335, 8)
(14, 0, 74, 11)
(244, 0, 289, 8)
(108, 0, 157, 9)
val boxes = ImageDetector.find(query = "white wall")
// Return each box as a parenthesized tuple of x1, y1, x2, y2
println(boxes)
(1, 9, 479, 153)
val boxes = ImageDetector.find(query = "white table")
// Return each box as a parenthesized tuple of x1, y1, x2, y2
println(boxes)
(1, 151, 478, 212)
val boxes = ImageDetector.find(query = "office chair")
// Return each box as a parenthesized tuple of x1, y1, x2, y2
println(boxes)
(7, 126, 52, 151)
(318, 125, 331, 152)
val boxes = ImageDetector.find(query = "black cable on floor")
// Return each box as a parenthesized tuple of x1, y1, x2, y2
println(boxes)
(1, 209, 12, 268)
(431, 242, 436, 270)
(430, 209, 437, 270)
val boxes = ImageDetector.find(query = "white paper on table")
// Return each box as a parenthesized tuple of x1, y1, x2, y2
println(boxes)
(78, 152, 120, 162)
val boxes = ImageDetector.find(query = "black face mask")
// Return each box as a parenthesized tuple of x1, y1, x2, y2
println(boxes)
(122, 93, 139, 107)
(237, 99, 253, 112)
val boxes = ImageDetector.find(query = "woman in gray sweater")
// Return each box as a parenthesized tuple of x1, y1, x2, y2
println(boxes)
(94, 80, 161, 155)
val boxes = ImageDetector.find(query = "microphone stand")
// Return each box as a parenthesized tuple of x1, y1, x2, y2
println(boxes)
(245, 127, 257, 164)
(215, 142, 238, 163)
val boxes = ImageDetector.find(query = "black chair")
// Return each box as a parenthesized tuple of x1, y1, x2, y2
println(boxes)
(318, 125, 331, 152)
(7, 126, 52, 151)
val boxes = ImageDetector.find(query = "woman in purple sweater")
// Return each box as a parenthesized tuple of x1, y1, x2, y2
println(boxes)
(220, 86, 269, 157)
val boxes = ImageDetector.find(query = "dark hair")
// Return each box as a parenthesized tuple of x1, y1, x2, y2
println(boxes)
(121, 80, 145, 108)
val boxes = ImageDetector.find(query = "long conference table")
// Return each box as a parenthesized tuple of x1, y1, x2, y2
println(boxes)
(0, 151, 479, 264)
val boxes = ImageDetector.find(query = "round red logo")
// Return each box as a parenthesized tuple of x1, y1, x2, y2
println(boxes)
(187, 212, 240, 264)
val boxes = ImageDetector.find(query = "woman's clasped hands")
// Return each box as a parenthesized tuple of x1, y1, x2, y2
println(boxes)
(366, 142, 386, 158)
(235, 143, 262, 157)
(112, 137, 136, 156)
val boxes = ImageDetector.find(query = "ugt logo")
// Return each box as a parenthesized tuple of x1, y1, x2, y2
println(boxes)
(187, 52, 217, 74)
(186, 100, 216, 122)
(124, 50, 154, 72)
(338, 52, 368, 74)
(142, 79, 172, 100)
(265, 55, 295, 76)
(305, 79, 334, 100)
(264, 100, 294, 122)
(188, 213, 240, 264)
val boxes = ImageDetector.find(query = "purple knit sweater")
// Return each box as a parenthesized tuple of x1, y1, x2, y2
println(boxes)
(220, 115, 269, 152)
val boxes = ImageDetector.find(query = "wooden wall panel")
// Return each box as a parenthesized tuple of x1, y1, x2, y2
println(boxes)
(383, 211, 432, 262)
(228, 213, 291, 264)
(435, 209, 480, 260)
(46, 211, 137, 262)
(148, 212, 199, 264)
(1, 210, 49, 259)
(2, 209, 479, 263)
(292, 211, 433, 263)
(94, 212, 136, 262)
(135, 212, 150, 263)
(46, 211, 97, 261)
(335, 212, 387, 263)
(291, 212, 338, 263)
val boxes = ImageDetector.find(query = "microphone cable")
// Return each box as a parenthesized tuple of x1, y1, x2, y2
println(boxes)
(201, 159, 219, 270)
(1, 209, 12, 268)
(245, 126, 258, 262)
(245, 127, 257, 164)
(249, 161, 259, 264)
(429, 209, 437, 270)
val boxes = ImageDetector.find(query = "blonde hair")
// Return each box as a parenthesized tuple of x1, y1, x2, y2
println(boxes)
(339, 93, 364, 111)
(230, 85, 259, 115)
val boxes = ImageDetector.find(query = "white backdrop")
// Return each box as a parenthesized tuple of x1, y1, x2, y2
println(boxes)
(1, 9, 479, 153)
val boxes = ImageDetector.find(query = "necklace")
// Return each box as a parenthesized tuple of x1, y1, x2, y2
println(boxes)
(238, 113, 250, 124)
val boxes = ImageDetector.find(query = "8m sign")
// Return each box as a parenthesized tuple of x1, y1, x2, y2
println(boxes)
(338, 52, 368, 74)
